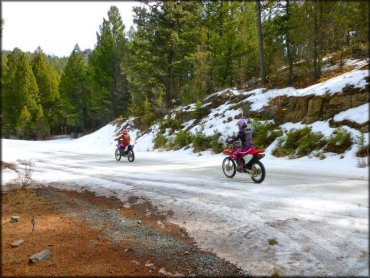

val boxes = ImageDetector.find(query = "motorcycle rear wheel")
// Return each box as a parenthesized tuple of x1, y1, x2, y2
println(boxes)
(115, 149, 121, 161)
(249, 160, 265, 183)
(127, 150, 135, 162)
(222, 157, 236, 178)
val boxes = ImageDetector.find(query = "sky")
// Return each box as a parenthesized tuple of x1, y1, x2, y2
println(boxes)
(1, 59, 368, 276)
(2, 1, 142, 57)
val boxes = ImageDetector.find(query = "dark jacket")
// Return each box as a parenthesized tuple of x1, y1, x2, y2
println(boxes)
(235, 128, 253, 149)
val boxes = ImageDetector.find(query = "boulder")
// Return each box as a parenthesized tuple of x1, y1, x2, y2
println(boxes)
(10, 216, 20, 223)
(11, 239, 25, 248)
(29, 249, 51, 264)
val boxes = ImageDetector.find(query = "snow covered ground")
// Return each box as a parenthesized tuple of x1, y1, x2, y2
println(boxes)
(1, 136, 368, 276)
(2, 62, 369, 276)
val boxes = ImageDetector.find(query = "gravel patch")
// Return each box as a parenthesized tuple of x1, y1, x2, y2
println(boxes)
(37, 186, 246, 277)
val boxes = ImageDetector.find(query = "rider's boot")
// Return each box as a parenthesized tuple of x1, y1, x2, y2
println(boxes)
(236, 162, 243, 173)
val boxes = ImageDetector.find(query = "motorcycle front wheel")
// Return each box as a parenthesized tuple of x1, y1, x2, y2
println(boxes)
(249, 160, 265, 183)
(115, 149, 121, 161)
(127, 150, 135, 162)
(222, 157, 236, 178)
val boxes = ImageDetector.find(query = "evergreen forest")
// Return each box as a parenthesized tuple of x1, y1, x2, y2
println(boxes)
(1, 1, 368, 139)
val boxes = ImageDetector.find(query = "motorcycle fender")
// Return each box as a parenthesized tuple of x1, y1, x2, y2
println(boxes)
(245, 154, 264, 169)
(243, 154, 253, 164)
(256, 153, 265, 160)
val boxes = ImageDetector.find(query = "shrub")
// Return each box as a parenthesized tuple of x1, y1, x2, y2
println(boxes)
(192, 100, 206, 119)
(356, 146, 369, 158)
(272, 127, 327, 158)
(268, 238, 278, 245)
(210, 132, 224, 154)
(272, 147, 294, 157)
(284, 127, 309, 150)
(357, 156, 369, 168)
(159, 118, 183, 134)
(174, 130, 192, 149)
(17, 163, 33, 189)
(355, 133, 369, 157)
(324, 127, 353, 154)
(313, 151, 326, 160)
(153, 133, 167, 149)
(165, 136, 176, 149)
(7, 160, 34, 189)
(192, 131, 211, 152)
(296, 131, 327, 157)
(249, 120, 283, 149)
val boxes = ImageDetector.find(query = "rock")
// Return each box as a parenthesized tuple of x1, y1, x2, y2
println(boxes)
(29, 249, 51, 264)
(351, 92, 369, 107)
(11, 239, 25, 248)
(328, 94, 351, 111)
(305, 97, 324, 123)
(10, 216, 20, 223)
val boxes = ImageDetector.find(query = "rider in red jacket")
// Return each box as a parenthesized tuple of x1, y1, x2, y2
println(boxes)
(114, 129, 131, 153)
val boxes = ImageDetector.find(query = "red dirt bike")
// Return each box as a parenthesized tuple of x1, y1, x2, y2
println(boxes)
(115, 142, 135, 162)
(222, 138, 266, 183)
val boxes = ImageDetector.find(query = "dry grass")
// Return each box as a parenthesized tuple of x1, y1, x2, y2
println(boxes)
(3, 185, 38, 209)
(319, 65, 354, 82)
(357, 156, 369, 168)
(268, 238, 278, 245)
(2, 160, 34, 206)
(16, 163, 33, 189)
(3, 160, 34, 189)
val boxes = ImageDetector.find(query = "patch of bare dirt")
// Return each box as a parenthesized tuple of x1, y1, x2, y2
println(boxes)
(1, 161, 17, 171)
(1, 185, 246, 277)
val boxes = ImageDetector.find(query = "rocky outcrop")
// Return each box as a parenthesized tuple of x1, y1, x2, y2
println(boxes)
(329, 118, 369, 133)
(150, 74, 368, 133)
(244, 84, 369, 131)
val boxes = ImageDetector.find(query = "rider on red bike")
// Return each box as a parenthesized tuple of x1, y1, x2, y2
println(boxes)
(114, 129, 131, 154)
(230, 118, 254, 172)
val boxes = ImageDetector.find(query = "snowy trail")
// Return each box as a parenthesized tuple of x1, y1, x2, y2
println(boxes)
(3, 145, 368, 276)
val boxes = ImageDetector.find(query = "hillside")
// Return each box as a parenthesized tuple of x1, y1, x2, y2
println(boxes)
(2, 58, 368, 277)
(108, 58, 368, 168)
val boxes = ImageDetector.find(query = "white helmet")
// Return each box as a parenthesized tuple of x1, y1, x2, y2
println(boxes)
(236, 118, 248, 130)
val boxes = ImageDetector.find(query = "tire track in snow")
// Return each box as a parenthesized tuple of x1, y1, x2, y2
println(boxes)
(28, 153, 368, 276)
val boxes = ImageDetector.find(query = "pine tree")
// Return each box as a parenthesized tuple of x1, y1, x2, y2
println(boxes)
(31, 47, 60, 134)
(15, 106, 32, 138)
(2, 48, 39, 137)
(32, 104, 50, 139)
(89, 6, 129, 123)
(128, 1, 203, 109)
(59, 44, 89, 133)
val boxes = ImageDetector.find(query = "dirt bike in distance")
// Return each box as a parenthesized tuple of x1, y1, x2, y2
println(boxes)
(115, 143, 135, 162)
(222, 138, 266, 183)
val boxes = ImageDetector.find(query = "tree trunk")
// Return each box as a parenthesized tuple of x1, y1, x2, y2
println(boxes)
(313, 0, 322, 81)
(285, 0, 294, 85)
(256, 0, 266, 85)
(166, 46, 174, 106)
